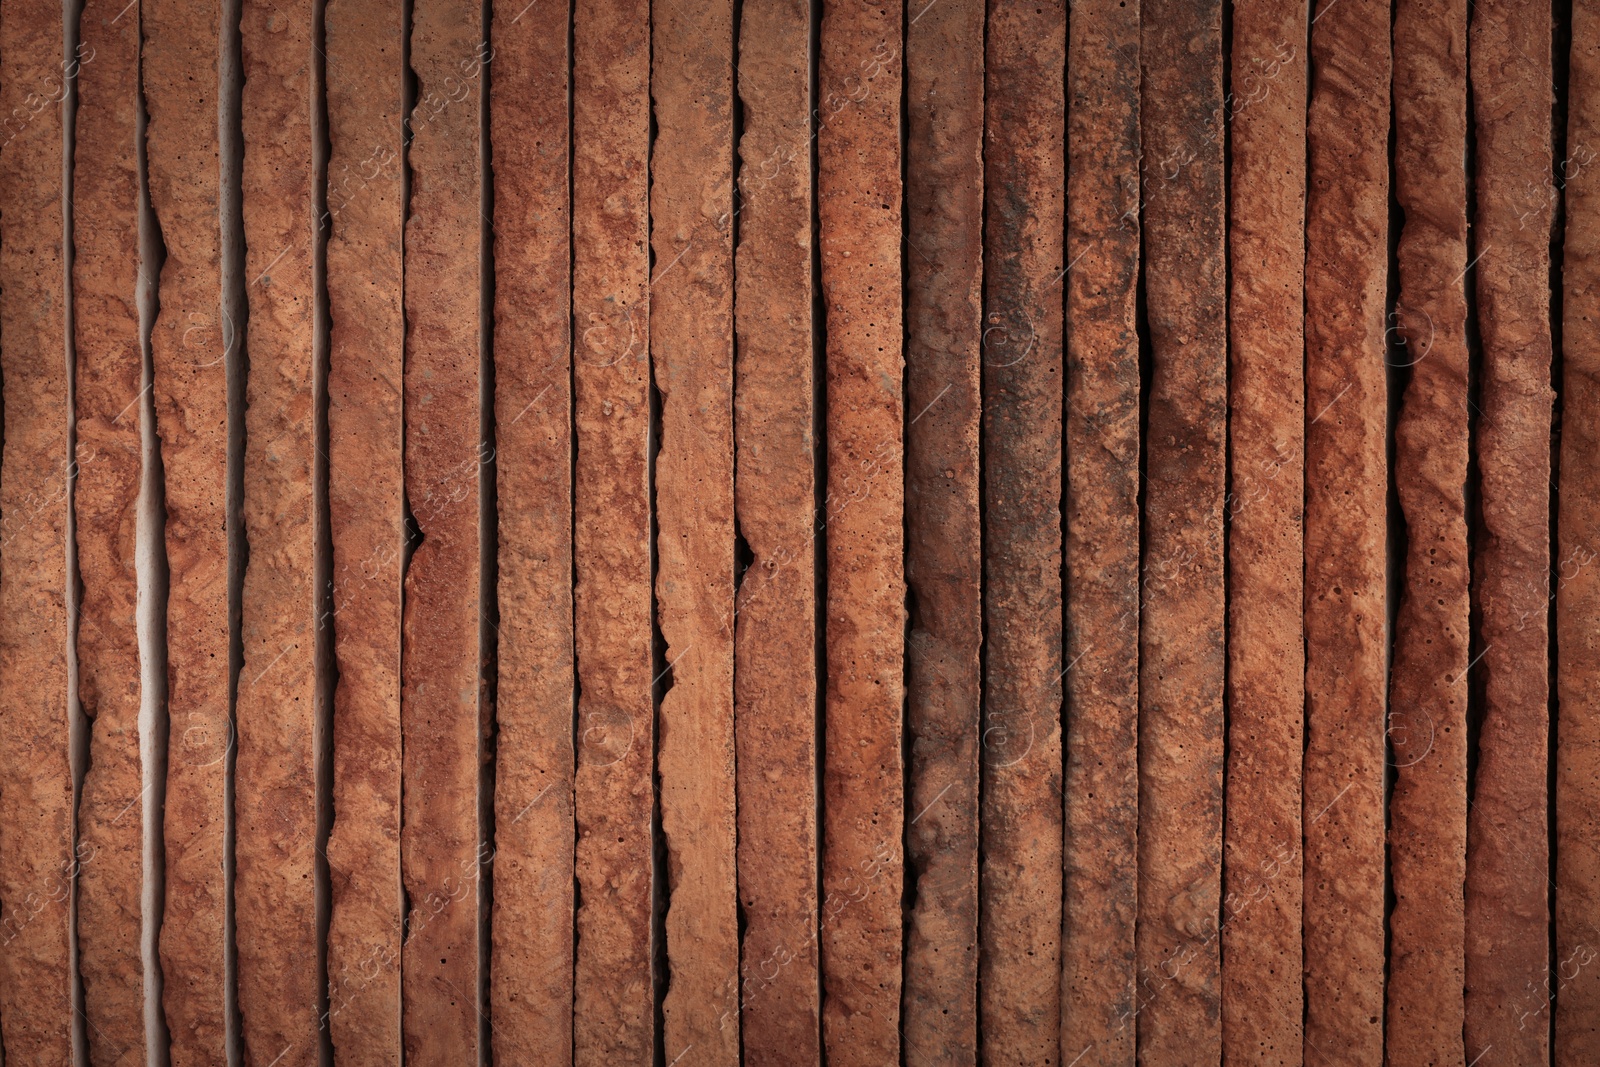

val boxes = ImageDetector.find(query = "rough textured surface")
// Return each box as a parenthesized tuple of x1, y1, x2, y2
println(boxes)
(1385, 0, 1469, 1060)
(0, 0, 74, 1059)
(1558, 4, 1600, 1058)
(732, 0, 820, 1059)
(1063, 0, 1139, 1060)
(146, 0, 234, 1055)
(235, 1, 321, 1061)
(323, 0, 405, 1059)
(817, 3, 904, 1061)
(980, 1, 1065, 1061)
(1302, 0, 1389, 1057)
(1465, 0, 1554, 1061)
(489, 0, 573, 1061)
(653, 1, 740, 1061)
(1136, 0, 1226, 1057)
(1221, 3, 1304, 1064)
(571, 0, 654, 1056)
(904, 0, 982, 1060)
(72, 0, 148, 1060)
(401, 0, 485, 1059)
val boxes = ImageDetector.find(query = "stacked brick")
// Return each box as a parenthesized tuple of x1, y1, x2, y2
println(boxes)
(399, 0, 487, 1058)
(1385, 0, 1470, 1060)
(0, 0, 74, 1060)
(234, 0, 322, 1061)
(1302, 0, 1390, 1058)
(1465, 0, 1555, 1060)
(1558, 1, 1600, 1059)
(1063, 0, 1140, 1059)
(1221, 1, 1307, 1061)
(1137, 0, 1226, 1058)
(732, 0, 821, 1060)
(146, 0, 234, 1056)
(817, 3, 905, 1062)
(323, 0, 406, 1061)
(571, 0, 655, 1057)
(652, 0, 740, 1061)
(978, 2, 1065, 1061)
(488, 0, 574, 1061)
(72, 0, 149, 1059)
(904, 0, 982, 1060)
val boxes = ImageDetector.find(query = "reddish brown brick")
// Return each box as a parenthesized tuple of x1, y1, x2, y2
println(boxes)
(732, 1, 821, 1061)
(1465, 0, 1555, 1061)
(323, 0, 406, 1061)
(488, 0, 574, 1061)
(817, 2, 905, 1061)
(1384, 0, 1469, 1060)
(1303, 0, 1390, 1058)
(1137, 0, 1226, 1057)
(904, 0, 982, 1060)
(1063, 0, 1139, 1059)
(72, 0, 148, 1060)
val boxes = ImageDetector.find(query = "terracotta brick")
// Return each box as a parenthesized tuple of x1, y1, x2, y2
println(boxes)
(0, 0, 74, 1060)
(1302, 0, 1390, 1057)
(323, 0, 406, 1061)
(732, 0, 821, 1061)
(652, 0, 740, 1062)
(1137, 0, 1226, 1057)
(904, 0, 982, 1060)
(1465, 0, 1555, 1060)
(145, 0, 234, 1054)
(980, 0, 1065, 1060)
(1063, 0, 1139, 1058)
(72, 0, 148, 1059)
(235, 0, 322, 1060)
(1221, 2, 1307, 1063)
(1556, 3, 1600, 1060)
(571, 0, 655, 1055)
(1384, 0, 1469, 1059)
(400, 1, 487, 1059)
(817, 1, 904, 1061)
(488, 0, 574, 1061)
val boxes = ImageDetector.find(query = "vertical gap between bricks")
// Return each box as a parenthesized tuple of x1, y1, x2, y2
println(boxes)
(63, 0, 86, 1058)
(476, 0, 498, 1056)
(135, 0, 174, 1053)
(311, 0, 336, 1060)
(218, 0, 247, 1056)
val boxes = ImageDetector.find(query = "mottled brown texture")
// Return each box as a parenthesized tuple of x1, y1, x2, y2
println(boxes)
(1302, 0, 1389, 1057)
(732, 0, 820, 1059)
(1136, 0, 1226, 1057)
(571, 0, 654, 1056)
(401, 0, 485, 1059)
(904, 0, 982, 1060)
(235, 1, 321, 1061)
(817, 2, 904, 1061)
(1063, 0, 1139, 1059)
(1465, 0, 1554, 1060)
(146, 0, 233, 1054)
(1557, 4, 1600, 1059)
(72, 0, 148, 1060)
(1221, 4, 1305, 1065)
(0, 0, 74, 1059)
(323, 0, 405, 1060)
(980, 1, 1064, 1061)
(1385, 0, 1469, 1060)
(489, 0, 573, 1061)
(652, 1, 741, 1062)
